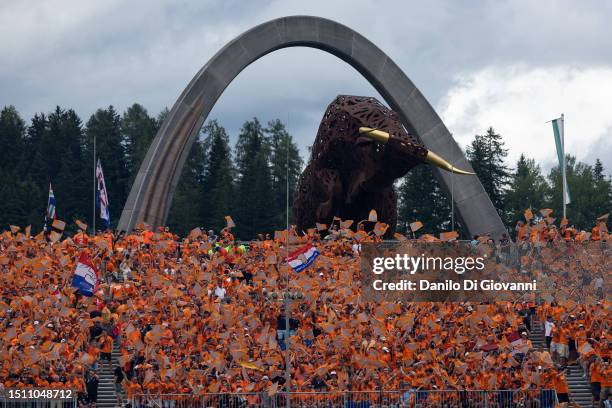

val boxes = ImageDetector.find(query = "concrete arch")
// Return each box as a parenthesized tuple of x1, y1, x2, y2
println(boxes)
(118, 15, 507, 239)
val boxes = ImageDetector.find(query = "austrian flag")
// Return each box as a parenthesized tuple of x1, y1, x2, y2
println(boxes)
(287, 243, 320, 272)
(71, 252, 98, 297)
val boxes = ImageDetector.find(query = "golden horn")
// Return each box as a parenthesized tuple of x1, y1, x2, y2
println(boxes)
(359, 127, 474, 175)
(359, 127, 389, 144)
(425, 151, 475, 175)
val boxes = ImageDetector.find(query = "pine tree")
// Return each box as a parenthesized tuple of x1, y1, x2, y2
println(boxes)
(504, 154, 548, 228)
(167, 133, 207, 236)
(234, 118, 276, 238)
(156, 108, 170, 129)
(0, 106, 42, 229)
(24, 113, 53, 230)
(593, 159, 605, 183)
(25, 107, 89, 230)
(266, 119, 303, 225)
(16, 176, 42, 228)
(0, 171, 26, 229)
(397, 165, 452, 235)
(85, 106, 129, 229)
(592, 158, 612, 221)
(60, 109, 89, 224)
(200, 120, 235, 232)
(466, 127, 511, 218)
(0, 105, 25, 172)
(27, 113, 54, 188)
(122, 103, 157, 184)
(22, 113, 48, 175)
(546, 156, 612, 229)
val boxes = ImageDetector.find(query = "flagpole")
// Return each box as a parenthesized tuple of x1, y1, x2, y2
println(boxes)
(93, 134, 96, 235)
(561, 113, 566, 219)
(284, 113, 291, 408)
(450, 133, 455, 231)
(44, 183, 50, 232)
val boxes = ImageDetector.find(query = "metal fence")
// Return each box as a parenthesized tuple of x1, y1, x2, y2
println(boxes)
(0, 399, 77, 408)
(132, 390, 558, 408)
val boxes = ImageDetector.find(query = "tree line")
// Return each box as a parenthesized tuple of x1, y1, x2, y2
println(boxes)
(0, 104, 303, 238)
(0, 105, 610, 238)
(398, 127, 611, 236)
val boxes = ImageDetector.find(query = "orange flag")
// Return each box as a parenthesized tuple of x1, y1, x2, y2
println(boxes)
(410, 221, 423, 232)
(239, 361, 264, 372)
(52, 219, 66, 231)
(340, 220, 353, 229)
(440, 231, 459, 241)
(539, 208, 553, 217)
(373, 222, 388, 236)
(75, 220, 88, 231)
(421, 234, 439, 242)
(49, 231, 62, 243)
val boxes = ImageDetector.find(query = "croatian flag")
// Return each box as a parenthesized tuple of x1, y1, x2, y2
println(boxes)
(95, 159, 110, 228)
(71, 252, 98, 297)
(506, 331, 522, 348)
(287, 243, 320, 272)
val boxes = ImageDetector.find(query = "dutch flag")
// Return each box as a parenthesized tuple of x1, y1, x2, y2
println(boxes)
(287, 243, 320, 272)
(71, 252, 98, 297)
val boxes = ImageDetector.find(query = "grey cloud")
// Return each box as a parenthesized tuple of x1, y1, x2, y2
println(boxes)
(584, 131, 612, 172)
(1, 0, 611, 167)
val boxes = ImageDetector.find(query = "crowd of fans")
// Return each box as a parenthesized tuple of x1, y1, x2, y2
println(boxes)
(0, 212, 609, 407)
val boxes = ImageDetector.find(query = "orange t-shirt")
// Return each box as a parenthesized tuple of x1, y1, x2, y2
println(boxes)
(126, 382, 142, 399)
(558, 327, 569, 343)
(74, 232, 89, 245)
(590, 362, 604, 383)
(100, 335, 113, 353)
(602, 366, 612, 387)
(554, 375, 569, 394)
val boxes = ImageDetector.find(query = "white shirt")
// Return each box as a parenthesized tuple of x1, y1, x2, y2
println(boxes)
(544, 321, 555, 337)
(594, 277, 604, 289)
(214, 286, 226, 300)
(120, 262, 131, 279)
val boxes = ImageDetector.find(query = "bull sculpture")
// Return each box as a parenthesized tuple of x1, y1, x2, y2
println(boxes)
(293, 95, 473, 236)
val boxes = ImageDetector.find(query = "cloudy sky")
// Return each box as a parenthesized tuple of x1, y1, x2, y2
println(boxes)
(1, 0, 611, 174)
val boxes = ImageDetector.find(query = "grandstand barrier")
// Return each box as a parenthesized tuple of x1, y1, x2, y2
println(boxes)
(0, 399, 77, 408)
(132, 389, 558, 408)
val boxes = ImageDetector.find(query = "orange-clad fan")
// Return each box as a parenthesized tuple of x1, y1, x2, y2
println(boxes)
(0, 211, 608, 407)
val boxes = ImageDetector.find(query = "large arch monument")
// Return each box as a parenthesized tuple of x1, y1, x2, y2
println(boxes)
(117, 15, 507, 239)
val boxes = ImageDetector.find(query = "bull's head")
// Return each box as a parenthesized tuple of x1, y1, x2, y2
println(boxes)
(358, 127, 474, 175)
